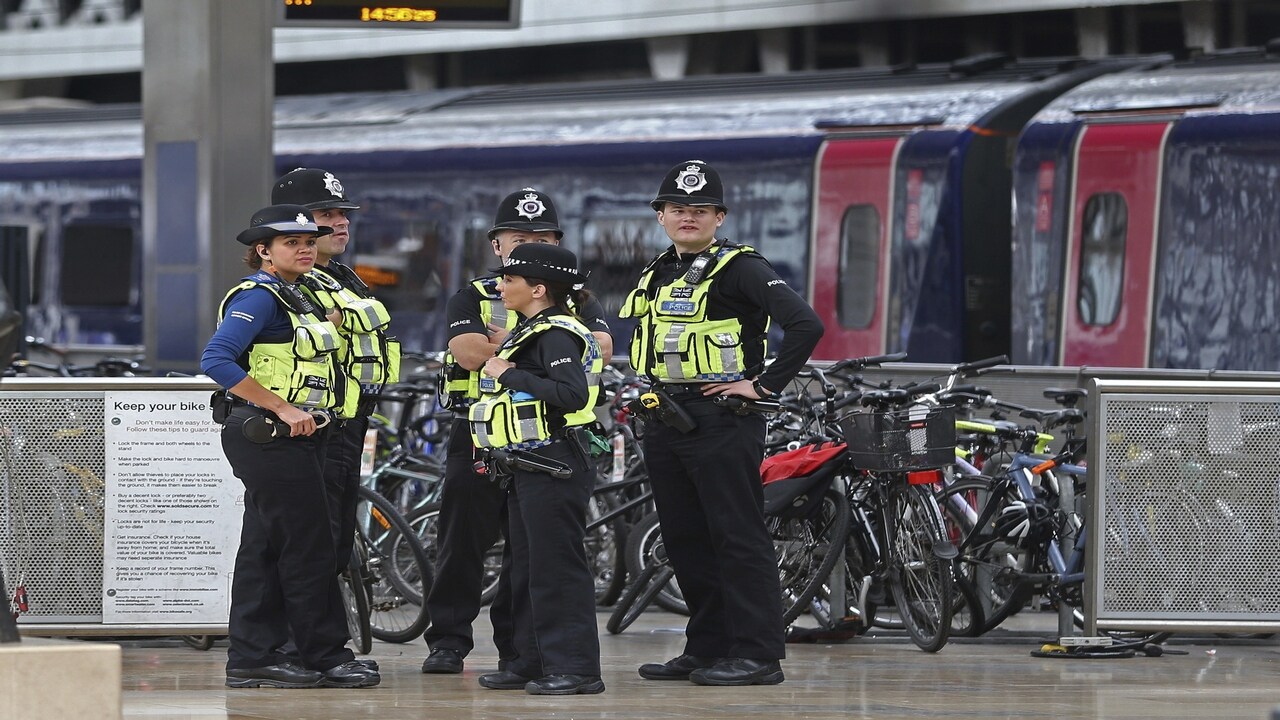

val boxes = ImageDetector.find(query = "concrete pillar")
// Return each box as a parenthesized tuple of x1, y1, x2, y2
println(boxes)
(1076, 7, 1110, 58)
(142, 0, 273, 372)
(646, 35, 690, 80)
(758, 28, 790, 75)
(1182, 0, 1217, 53)
(406, 55, 439, 91)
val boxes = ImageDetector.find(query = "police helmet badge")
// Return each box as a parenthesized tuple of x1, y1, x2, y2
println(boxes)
(675, 163, 709, 195)
(515, 191, 547, 221)
(322, 172, 345, 198)
(295, 213, 309, 225)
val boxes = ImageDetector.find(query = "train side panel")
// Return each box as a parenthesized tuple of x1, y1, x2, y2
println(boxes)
(809, 135, 902, 361)
(1059, 121, 1169, 367)
(1153, 113, 1280, 370)
(1010, 121, 1078, 366)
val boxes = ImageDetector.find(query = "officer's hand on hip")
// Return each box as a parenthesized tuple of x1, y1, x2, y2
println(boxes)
(703, 378, 760, 399)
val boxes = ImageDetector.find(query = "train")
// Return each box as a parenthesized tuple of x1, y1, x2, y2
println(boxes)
(1, 47, 1279, 370)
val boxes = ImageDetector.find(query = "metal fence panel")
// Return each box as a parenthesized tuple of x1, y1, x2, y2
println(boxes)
(1090, 379, 1280, 633)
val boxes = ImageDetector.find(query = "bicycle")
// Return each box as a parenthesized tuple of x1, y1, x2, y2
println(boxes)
(340, 486, 432, 652)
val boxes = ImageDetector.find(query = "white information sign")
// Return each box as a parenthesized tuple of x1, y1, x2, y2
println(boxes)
(102, 391, 242, 624)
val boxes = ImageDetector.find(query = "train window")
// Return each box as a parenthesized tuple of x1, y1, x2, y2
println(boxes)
(60, 225, 134, 306)
(1077, 193, 1127, 326)
(838, 204, 879, 329)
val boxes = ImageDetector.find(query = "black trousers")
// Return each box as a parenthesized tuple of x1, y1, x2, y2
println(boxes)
(221, 408, 354, 672)
(504, 439, 600, 678)
(641, 400, 786, 660)
(324, 416, 368, 573)
(422, 417, 514, 660)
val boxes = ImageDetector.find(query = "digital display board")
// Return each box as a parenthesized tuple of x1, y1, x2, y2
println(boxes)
(279, 0, 520, 29)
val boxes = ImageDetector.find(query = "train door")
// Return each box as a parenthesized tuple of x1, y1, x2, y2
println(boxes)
(809, 135, 903, 361)
(1059, 121, 1172, 367)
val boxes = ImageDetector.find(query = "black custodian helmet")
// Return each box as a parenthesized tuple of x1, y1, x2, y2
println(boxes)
(272, 167, 361, 211)
(488, 188, 563, 240)
(651, 160, 727, 212)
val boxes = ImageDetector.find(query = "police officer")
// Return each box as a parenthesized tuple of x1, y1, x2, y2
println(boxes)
(272, 167, 399, 587)
(422, 188, 612, 675)
(200, 204, 378, 689)
(621, 160, 823, 686)
(470, 242, 604, 695)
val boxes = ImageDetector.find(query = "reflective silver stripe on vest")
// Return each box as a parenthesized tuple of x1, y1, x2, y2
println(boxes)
(300, 314, 339, 354)
(297, 384, 326, 407)
(662, 323, 687, 379)
(487, 299, 509, 330)
(352, 301, 382, 330)
(352, 334, 379, 382)
(474, 421, 495, 447)
(716, 335, 740, 376)
(517, 412, 541, 442)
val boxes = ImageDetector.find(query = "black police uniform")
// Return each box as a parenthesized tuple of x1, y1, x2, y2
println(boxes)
(426, 281, 610, 662)
(487, 307, 602, 681)
(424, 188, 611, 671)
(631, 161, 823, 676)
(200, 204, 362, 686)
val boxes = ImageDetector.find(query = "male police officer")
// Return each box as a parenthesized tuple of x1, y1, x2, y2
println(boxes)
(422, 188, 612, 675)
(272, 168, 399, 670)
(621, 160, 823, 686)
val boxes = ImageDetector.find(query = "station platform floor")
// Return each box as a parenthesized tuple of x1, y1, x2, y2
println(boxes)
(95, 609, 1280, 719)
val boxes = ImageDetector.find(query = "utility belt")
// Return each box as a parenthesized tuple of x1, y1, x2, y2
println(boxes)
(629, 384, 781, 434)
(472, 425, 593, 479)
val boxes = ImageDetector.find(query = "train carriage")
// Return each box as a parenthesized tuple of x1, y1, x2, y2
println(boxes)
(1011, 47, 1280, 370)
(0, 57, 1125, 365)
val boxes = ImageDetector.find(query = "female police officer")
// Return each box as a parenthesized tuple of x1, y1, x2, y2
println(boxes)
(622, 160, 823, 686)
(200, 204, 378, 689)
(467, 242, 605, 695)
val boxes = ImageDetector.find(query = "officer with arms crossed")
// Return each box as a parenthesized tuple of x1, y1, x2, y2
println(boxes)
(201, 204, 379, 689)
(422, 188, 612, 675)
(621, 160, 823, 686)
(470, 243, 605, 695)
(272, 168, 399, 585)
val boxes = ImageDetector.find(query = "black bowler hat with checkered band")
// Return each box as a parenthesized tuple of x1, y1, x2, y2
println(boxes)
(490, 243, 588, 286)
(272, 167, 361, 211)
(650, 159, 727, 212)
(235, 204, 333, 246)
(488, 188, 564, 240)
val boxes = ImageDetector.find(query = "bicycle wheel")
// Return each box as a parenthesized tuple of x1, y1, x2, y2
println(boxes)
(606, 563, 675, 635)
(355, 487, 432, 643)
(407, 501, 504, 606)
(938, 476, 1032, 633)
(772, 487, 851, 626)
(886, 482, 953, 652)
(624, 511, 687, 615)
(585, 492, 628, 606)
(340, 546, 374, 654)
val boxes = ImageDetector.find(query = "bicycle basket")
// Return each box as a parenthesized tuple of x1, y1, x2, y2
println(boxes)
(840, 405, 956, 472)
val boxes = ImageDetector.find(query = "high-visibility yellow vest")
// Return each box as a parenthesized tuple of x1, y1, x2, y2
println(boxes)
(301, 268, 400, 417)
(439, 277, 518, 408)
(468, 315, 602, 450)
(620, 241, 765, 383)
(218, 279, 346, 412)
